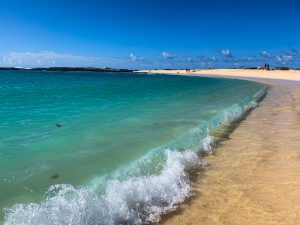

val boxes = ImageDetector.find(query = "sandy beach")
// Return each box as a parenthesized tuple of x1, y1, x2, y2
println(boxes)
(138, 69, 300, 225)
(138, 69, 300, 81)
(138, 69, 300, 82)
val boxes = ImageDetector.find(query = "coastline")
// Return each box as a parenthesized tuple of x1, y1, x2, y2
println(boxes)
(2, 70, 299, 224)
(141, 70, 300, 225)
(137, 69, 300, 82)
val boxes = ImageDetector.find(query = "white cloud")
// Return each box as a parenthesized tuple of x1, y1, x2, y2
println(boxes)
(1, 51, 123, 68)
(260, 51, 271, 58)
(274, 49, 299, 64)
(129, 53, 144, 62)
(241, 56, 256, 62)
(129, 53, 137, 61)
(197, 56, 217, 63)
(276, 54, 294, 62)
(161, 51, 175, 59)
(221, 49, 232, 58)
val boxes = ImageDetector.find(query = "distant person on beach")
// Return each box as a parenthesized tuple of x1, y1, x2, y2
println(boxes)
(263, 63, 270, 70)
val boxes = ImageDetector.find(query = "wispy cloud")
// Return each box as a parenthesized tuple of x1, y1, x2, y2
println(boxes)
(275, 49, 298, 64)
(161, 52, 175, 59)
(0, 51, 174, 69)
(276, 54, 294, 62)
(260, 51, 271, 58)
(129, 53, 144, 62)
(221, 49, 233, 58)
(197, 55, 217, 63)
(1, 49, 299, 69)
(240, 56, 257, 62)
(1, 51, 123, 68)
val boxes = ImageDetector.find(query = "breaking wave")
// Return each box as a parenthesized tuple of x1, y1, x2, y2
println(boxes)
(4, 150, 202, 225)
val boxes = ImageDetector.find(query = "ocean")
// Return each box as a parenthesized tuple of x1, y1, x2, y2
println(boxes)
(0, 71, 266, 225)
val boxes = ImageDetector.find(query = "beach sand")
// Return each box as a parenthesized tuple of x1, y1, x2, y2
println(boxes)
(140, 70, 300, 225)
(138, 69, 300, 82)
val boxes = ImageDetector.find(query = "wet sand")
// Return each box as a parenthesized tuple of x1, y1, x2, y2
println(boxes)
(158, 79, 300, 225)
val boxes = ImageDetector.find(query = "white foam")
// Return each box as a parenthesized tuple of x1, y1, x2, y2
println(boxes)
(202, 135, 215, 154)
(4, 150, 203, 225)
(223, 104, 243, 123)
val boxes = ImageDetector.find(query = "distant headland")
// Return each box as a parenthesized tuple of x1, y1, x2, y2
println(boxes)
(0, 67, 135, 72)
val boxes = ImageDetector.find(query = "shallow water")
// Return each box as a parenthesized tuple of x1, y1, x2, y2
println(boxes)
(0, 71, 265, 224)
(161, 81, 300, 225)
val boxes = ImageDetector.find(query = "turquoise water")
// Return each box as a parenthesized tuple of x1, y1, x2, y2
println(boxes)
(0, 71, 266, 224)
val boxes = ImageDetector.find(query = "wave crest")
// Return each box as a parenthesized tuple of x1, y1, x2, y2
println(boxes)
(4, 150, 203, 225)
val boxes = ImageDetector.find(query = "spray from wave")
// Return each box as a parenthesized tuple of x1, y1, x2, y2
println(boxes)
(4, 150, 202, 225)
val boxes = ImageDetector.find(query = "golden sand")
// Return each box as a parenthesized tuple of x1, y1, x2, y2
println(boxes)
(137, 69, 300, 82)
(150, 73, 300, 224)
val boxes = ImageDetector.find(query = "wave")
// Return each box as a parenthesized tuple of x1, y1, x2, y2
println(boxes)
(4, 88, 266, 225)
(4, 150, 203, 225)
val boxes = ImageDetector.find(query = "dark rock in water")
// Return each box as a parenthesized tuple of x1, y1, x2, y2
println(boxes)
(51, 174, 59, 179)
(56, 123, 62, 128)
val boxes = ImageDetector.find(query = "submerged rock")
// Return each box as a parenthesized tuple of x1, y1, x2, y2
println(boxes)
(50, 174, 59, 179)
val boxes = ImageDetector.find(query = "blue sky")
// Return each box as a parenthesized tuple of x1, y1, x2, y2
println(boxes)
(0, 0, 300, 69)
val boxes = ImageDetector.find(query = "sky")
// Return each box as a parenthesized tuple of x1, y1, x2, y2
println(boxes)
(0, 0, 300, 69)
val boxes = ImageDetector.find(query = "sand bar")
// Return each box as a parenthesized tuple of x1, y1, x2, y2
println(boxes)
(138, 70, 300, 225)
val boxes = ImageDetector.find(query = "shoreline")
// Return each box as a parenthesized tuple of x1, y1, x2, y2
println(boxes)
(141, 70, 300, 225)
(137, 69, 300, 83)
(2, 70, 299, 224)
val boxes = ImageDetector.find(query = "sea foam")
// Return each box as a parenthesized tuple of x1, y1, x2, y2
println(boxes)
(4, 150, 202, 225)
